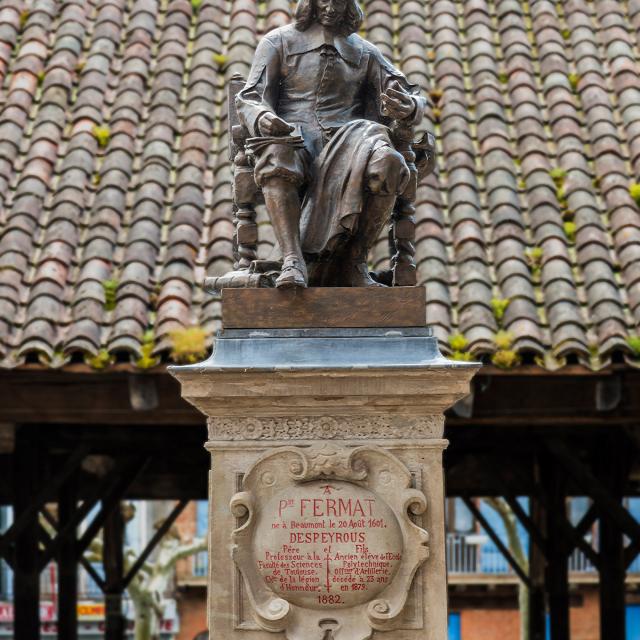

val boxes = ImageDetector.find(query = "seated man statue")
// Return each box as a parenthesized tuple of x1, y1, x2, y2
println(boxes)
(235, 0, 426, 289)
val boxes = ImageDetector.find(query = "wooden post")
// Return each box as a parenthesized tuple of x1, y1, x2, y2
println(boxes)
(599, 508, 626, 639)
(529, 486, 547, 640)
(57, 475, 78, 640)
(598, 436, 627, 640)
(12, 426, 41, 640)
(104, 503, 125, 640)
(543, 456, 569, 640)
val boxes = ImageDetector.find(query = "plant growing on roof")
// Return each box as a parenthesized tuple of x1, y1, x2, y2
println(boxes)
(494, 330, 514, 350)
(549, 167, 567, 186)
(170, 325, 208, 363)
(556, 184, 568, 209)
(92, 125, 111, 149)
(491, 297, 511, 322)
(525, 246, 544, 280)
(448, 333, 469, 352)
(561, 28, 571, 40)
(19, 9, 29, 27)
(627, 335, 640, 357)
(191, 0, 202, 10)
(136, 330, 160, 369)
(630, 183, 640, 207)
(212, 53, 227, 67)
(563, 220, 577, 243)
(85, 349, 113, 370)
(448, 333, 472, 361)
(451, 351, 474, 361)
(491, 348, 521, 369)
(568, 73, 579, 92)
(429, 88, 443, 104)
(102, 279, 118, 311)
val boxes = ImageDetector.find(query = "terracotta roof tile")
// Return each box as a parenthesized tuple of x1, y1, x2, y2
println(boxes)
(1, 0, 640, 368)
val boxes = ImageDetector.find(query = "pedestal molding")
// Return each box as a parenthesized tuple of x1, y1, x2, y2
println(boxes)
(207, 415, 445, 442)
(205, 439, 449, 453)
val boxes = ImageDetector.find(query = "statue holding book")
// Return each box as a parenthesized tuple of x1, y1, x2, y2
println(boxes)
(208, 0, 435, 292)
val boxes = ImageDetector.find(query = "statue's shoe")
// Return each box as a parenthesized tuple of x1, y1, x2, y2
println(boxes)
(275, 256, 308, 288)
(343, 262, 387, 287)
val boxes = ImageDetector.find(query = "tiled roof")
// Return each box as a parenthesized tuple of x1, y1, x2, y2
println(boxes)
(1, 0, 640, 370)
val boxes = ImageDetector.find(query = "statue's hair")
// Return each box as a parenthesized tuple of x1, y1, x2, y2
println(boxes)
(295, 0, 364, 36)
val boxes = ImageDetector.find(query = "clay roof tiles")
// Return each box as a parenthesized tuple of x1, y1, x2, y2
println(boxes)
(1, 0, 640, 370)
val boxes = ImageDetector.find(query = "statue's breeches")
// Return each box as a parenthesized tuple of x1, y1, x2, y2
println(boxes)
(254, 143, 311, 188)
(364, 143, 409, 196)
(299, 119, 410, 257)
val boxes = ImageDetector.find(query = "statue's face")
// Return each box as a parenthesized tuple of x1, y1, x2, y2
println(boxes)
(316, 0, 348, 29)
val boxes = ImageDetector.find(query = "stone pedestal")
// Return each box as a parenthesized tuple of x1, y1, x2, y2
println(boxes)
(170, 327, 478, 640)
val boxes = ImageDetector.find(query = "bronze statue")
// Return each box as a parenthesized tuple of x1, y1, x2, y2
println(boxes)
(207, 0, 435, 292)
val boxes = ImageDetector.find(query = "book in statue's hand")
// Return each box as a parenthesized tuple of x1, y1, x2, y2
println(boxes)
(246, 125, 305, 156)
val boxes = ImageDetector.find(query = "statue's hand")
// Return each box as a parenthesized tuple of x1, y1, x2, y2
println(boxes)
(381, 81, 416, 121)
(258, 112, 295, 137)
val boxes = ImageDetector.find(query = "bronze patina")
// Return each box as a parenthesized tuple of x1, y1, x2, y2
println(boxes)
(207, 0, 435, 291)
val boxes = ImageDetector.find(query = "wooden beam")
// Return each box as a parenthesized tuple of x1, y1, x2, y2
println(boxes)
(574, 504, 598, 540)
(528, 486, 547, 640)
(58, 474, 78, 640)
(624, 538, 640, 569)
(0, 444, 88, 559)
(76, 458, 149, 555)
(542, 456, 570, 640)
(0, 371, 202, 425)
(121, 499, 188, 590)
(598, 436, 627, 640)
(79, 556, 106, 593)
(12, 427, 41, 640)
(104, 504, 125, 640)
(39, 504, 106, 592)
(503, 493, 548, 558)
(546, 438, 640, 543)
(599, 503, 626, 639)
(539, 500, 599, 570)
(461, 496, 531, 587)
(39, 458, 143, 569)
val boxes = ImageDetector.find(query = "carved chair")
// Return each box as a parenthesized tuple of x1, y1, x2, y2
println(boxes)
(204, 73, 435, 292)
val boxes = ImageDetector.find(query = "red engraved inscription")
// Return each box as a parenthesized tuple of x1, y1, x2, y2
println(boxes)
(253, 480, 403, 610)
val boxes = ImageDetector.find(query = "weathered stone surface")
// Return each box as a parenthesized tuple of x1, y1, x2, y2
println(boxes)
(229, 443, 430, 640)
(170, 328, 479, 640)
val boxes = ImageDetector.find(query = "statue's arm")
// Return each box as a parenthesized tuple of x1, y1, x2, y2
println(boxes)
(236, 35, 282, 136)
(367, 47, 426, 126)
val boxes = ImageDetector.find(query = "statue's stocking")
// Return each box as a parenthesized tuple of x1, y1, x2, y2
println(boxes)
(338, 192, 396, 287)
(262, 177, 303, 261)
(262, 177, 308, 286)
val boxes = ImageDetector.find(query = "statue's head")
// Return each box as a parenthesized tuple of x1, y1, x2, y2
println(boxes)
(295, 0, 364, 35)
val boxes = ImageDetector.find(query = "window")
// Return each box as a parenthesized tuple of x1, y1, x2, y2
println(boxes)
(194, 501, 208, 577)
(0, 507, 12, 600)
(446, 498, 474, 534)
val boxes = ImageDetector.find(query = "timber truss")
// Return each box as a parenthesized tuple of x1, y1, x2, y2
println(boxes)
(0, 424, 203, 640)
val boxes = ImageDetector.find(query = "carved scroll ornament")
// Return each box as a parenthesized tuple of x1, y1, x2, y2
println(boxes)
(230, 443, 429, 640)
